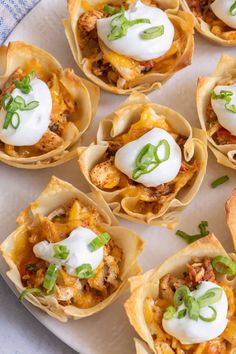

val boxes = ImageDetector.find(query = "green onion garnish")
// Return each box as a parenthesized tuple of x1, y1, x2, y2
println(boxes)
(211, 89, 236, 114)
(140, 25, 164, 40)
(132, 139, 170, 180)
(211, 175, 229, 188)
(199, 306, 217, 322)
(184, 296, 200, 321)
(75, 264, 96, 279)
(1, 93, 39, 130)
(103, 4, 119, 15)
(107, 7, 150, 41)
(174, 286, 190, 307)
(176, 221, 209, 244)
(163, 306, 176, 320)
(212, 256, 236, 275)
(88, 232, 111, 252)
(230, 1, 236, 16)
(43, 264, 58, 292)
(177, 309, 187, 319)
(197, 288, 222, 308)
(19, 287, 41, 301)
(13, 71, 36, 94)
(53, 245, 70, 260)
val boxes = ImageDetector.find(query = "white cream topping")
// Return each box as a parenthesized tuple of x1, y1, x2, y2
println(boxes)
(211, 0, 236, 29)
(162, 281, 228, 345)
(33, 227, 103, 276)
(114, 127, 182, 187)
(97, 0, 174, 61)
(211, 84, 236, 135)
(0, 78, 52, 146)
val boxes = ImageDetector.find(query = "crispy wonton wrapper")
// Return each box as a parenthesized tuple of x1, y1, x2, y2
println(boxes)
(64, 0, 194, 94)
(78, 92, 207, 228)
(181, 0, 236, 46)
(124, 234, 236, 353)
(226, 188, 236, 251)
(0, 41, 100, 169)
(0, 176, 143, 321)
(197, 54, 236, 170)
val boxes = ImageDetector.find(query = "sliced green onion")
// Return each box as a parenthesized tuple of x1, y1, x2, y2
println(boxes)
(10, 112, 20, 129)
(184, 296, 200, 321)
(132, 140, 170, 180)
(19, 287, 41, 301)
(103, 4, 119, 15)
(176, 221, 209, 244)
(212, 256, 236, 275)
(53, 245, 70, 260)
(199, 306, 217, 322)
(225, 104, 236, 113)
(174, 286, 190, 307)
(3, 112, 13, 129)
(88, 232, 111, 252)
(128, 18, 151, 26)
(140, 25, 164, 40)
(14, 95, 26, 108)
(75, 263, 96, 279)
(2, 93, 13, 110)
(155, 139, 170, 163)
(230, 1, 236, 16)
(163, 306, 176, 320)
(43, 264, 58, 292)
(211, 90, 233, 104)
(211, 175, 229, 188)
(197, 288, 222, 308)
(13, 71, 35, 94)
(177, 309, 187, 319)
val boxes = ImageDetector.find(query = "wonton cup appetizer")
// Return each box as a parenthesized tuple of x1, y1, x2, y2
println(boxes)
(125, 234, 236, 353)
(78, 92, 207, 228)
(226, 188, 236, 250)
(0, 41, 99, 169)
(64, 0, 194, 94)
(181, 0, 236, 46)
(0, 177, 143, 321)
(197, 55, 236, 170)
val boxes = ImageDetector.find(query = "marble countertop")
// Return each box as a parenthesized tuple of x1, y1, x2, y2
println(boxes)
(0, 276, 77, 354)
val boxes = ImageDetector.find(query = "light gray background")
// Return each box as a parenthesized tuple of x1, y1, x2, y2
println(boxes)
(0, 276, 76, 354)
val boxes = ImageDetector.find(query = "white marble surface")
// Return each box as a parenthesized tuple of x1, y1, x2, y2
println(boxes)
(0, 276, 77, 354)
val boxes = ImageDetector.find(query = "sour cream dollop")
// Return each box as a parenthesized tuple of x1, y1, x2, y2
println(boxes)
(211, 0, 236, 29)
(114, 127, 182, 187)
(0, 78, 52, 146)
(162, 281, 228, 344)
(211, 84, 236, 135)
(97, 0, 174, 61)
(33, 227, 103, 276)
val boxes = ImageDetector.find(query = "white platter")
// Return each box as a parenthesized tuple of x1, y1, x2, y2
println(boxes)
(0, 1, 236, 353)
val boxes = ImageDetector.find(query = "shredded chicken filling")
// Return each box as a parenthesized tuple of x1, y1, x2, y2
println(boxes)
(77, 0, 189, 89)
(90, 108, 198, 216)
(144, 256, 236, 353)
(0, 59, 76, 158)
(15, 199, 123, 309)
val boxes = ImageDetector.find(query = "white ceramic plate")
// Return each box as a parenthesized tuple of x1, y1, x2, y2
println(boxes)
(0, 1, 236, 353)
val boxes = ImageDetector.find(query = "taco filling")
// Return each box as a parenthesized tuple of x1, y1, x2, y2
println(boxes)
(144, 255, 236, 352)
(0, 60, 75, 158)
(187, 0, 236, 41)
(89, 106, 198, 216)
(75, 0, 191, 90)
(15, 198, 123, 308)
(205, 79, 236, 146)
